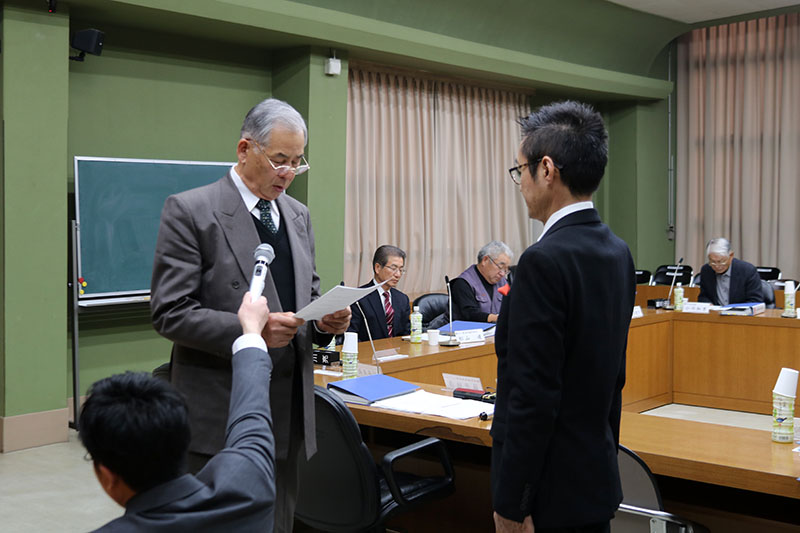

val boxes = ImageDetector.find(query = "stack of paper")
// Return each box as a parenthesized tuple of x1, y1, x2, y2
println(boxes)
(372, 389, 494, 420)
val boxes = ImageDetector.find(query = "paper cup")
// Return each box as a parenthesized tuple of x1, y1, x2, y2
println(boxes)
(773, 367, 799, 398)
(427, 329, 440, 345)
(342, 331, 359, 354)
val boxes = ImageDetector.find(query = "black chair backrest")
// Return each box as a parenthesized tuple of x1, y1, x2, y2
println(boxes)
(652, 264, 693, 286)
(295, 386, 381, 531)
(412, 293, 449, 329)
(635, 269, 652, 285)
(761, 279, 775, 308)
(506, 264, 517, 286)
(756, 266, 781, 281)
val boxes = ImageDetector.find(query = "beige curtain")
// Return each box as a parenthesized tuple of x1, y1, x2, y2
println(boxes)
(676, 14, 800, 278)
(344, 67, 532, 297)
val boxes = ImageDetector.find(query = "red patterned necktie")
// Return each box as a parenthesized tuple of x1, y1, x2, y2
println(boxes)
(383, 291, 394, 337)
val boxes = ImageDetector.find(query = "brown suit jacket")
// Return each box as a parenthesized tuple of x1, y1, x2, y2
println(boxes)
(151, 172, 323, 460)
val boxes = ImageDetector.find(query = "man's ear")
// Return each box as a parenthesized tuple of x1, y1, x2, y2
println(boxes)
(236, 138, 249, 164)
(541, 155, 557, 183)
(94, 463, 134, 508)
(373, 263, 381, 276)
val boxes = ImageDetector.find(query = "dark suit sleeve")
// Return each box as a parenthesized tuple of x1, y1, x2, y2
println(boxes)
(493, 249, 566, 521)
(223, 345, 275, 479)
(395, 291, 411, 336)
(697, 264, 714, 304)
(451, 278, 490, 322)
(347, 298, 367, 341)
(151, 194, 241, 355)
(741, 263, 764, 303)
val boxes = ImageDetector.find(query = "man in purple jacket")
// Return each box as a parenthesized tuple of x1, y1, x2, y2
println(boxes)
(451, 240, 513, 323)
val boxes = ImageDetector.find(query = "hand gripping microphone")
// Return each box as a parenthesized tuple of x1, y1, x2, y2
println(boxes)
(250, 244, 275, 302)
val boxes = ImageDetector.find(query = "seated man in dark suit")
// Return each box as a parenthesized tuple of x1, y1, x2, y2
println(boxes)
(79, 293, 275, 532)
(698, 237, 762, 306)
(348, 245, 411, 342)
(451, 240, 513, 323)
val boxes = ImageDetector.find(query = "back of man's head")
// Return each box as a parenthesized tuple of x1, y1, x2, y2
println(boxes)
(520, 100, 608, 197)
(79, 372, 191, 493)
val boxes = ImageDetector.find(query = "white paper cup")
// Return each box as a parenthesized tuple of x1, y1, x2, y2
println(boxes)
(427, 329, 440, 345)
(773, 367, 799, 398)
(342, 331, 359, 354)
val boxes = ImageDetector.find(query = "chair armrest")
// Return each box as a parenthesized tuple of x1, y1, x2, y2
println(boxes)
(618, 503, 710, 533)
(380, 437, 455, 506)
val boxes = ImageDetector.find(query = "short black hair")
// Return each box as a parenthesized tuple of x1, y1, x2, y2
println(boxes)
(79, 372, 191, 493)
(373, 245, 406, 268)
(519, 100, 608, 197)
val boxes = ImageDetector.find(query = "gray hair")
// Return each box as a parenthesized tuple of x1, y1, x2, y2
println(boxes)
(706, 238, 731, 256)
(477, 240, 513, 263)
(240, 98, 308, 146)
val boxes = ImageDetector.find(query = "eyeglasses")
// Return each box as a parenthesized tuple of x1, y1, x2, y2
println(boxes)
(508, 157, 564, 185)
(708, 257, 731, 267)
(487, 256, 510, 274)
(385, 264, 406, 275)
(248, 139, 310, 176)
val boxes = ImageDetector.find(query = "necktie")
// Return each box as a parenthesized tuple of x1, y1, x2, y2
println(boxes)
(383, 291, 394, 337)
(256, 199, 277, 234)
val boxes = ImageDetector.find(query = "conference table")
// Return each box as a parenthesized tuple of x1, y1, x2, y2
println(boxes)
(316, 306, 800, 500)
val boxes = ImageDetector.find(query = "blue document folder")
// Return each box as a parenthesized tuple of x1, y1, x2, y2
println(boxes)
(438, 320, 496, 334)
(327, 374, 418, 405)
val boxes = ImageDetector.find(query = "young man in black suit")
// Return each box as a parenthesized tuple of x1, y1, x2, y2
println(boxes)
(492, 101, 635, 533)
(348, 245, 411, 342)
(80, 293, 276, 532)
(697, 237, 762, 305)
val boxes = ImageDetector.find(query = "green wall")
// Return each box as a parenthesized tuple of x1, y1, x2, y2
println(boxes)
(2, 5, 70, 416)
(1, 0, 688, 420)
(66, 22, 273, 389)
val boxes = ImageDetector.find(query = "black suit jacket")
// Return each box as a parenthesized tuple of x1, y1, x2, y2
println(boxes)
(697, 258, 763, 305)
(96, 345, 275, 532)
(348, 281, 411, 342)
(491, 209, 635, 528)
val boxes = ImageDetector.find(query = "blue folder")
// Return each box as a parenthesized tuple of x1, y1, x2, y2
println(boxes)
(438, 320, 495, 333)
(327, 374, 418, 405)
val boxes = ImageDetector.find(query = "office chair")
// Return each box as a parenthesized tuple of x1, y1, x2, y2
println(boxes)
(635, 269, 652, 285)
(152, 362, 171, 381)
(613, 445, 709, 533)
(651, 264, 693, 286)
(412, 293, 449, 329)
(295, 386, 455, 532)
(761, 280, 776, 309)
(756, 266, 781, 281)
(691, 272, 700, 287)
(506, 264, 517, 286)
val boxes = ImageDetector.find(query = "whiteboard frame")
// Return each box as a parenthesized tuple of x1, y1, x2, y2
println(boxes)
(74, 156, 233, 300)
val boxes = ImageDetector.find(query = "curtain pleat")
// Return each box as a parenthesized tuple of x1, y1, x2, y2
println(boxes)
(677, 14, 800, 278)
(344, 68, 531, 297)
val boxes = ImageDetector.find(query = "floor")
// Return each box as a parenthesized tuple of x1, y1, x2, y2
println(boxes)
(0, 405, 782, 532)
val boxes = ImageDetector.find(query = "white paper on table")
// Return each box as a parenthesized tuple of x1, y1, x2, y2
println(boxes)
(357, 364, 379, 377)
(314, 369, 343, 377)
(433, 400, 494, 420)
(372, 390, 460, 413)
(295, 284, 380, 321)
(442, 373, 483, 391)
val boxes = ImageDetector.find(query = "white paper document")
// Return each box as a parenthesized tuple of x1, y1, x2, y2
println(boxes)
(372, 389, 492, 419)
(294, 284, 379, 321)
(442, 373, 484, 391)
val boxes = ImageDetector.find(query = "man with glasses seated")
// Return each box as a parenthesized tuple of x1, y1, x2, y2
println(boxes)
(698, 237, 762, 306)
(151, 98, 351, 533)
(348, 245, 411, 342)
(451, 240, 513, 323)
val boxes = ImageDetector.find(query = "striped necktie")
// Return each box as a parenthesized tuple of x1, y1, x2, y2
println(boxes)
(383, 291, 394, 337)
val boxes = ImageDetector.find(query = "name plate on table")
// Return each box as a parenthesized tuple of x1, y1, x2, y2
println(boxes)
(631, 306, 644, 319)
(683, 301, 711, 314)
(455, 328, 486, 344)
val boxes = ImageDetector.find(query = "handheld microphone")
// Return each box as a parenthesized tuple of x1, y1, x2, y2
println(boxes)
(666, 257, 684, 307)
(250, 244, 275, 302)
